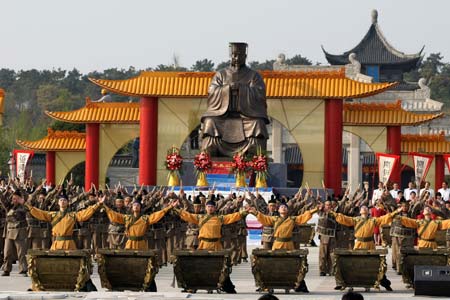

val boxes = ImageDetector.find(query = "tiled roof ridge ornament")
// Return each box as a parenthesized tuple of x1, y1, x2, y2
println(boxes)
(418, 78, 431, 99)
(371, 9, 378, 24)
(348, 53, 361, 74)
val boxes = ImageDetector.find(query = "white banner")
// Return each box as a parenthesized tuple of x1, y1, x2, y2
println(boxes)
(376, 153, 399, 184)
(15, 152, 31, 183)
(412, 153, 434, 187)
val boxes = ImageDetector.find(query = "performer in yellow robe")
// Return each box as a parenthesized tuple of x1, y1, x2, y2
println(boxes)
(330, 206, 398, 250)
(100, 197, 174, 250)
(173, 198, 248, 293)
(22, 193, 101, 250)
(329, 205, 398, 291)
(248, 202, 318, 293)
(398, 206, 450, 249)
(175, 201, 247, 251)
(250, 205, 318, 250)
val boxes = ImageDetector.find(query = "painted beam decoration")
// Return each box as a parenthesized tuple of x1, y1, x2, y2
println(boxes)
(410, 153, 434, 187)
(376, 153, 400, 184)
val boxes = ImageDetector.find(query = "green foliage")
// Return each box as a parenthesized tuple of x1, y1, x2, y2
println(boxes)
(249, 60, 275, 71)
(285, 54, 312, 66)
(191, 59, 215, 72)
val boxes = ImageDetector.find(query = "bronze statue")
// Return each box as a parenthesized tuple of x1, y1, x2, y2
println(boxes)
(201, 42, 269, 157)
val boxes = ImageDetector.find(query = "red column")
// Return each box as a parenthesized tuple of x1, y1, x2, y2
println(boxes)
(324, 99, 343, 196)
(139, 97, 158, 185)
(387, 126, 401, 185)
(46, 151, 55, 185)
(435, 154, 445, 192)
(85, 123, 99, 190)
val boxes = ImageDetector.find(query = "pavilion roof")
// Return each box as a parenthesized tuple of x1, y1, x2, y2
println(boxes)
(89, 69, 396, 99)
(322, 11, 423, 71)
(16, 129, 85, 151)
(46, 101, 140, 124)
(401, 132, 450, 154)
(343, 100, 443, 126)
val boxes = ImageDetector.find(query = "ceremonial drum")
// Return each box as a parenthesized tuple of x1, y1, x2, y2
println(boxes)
(97, 249, 158, 291)
(399, 248, 450, 287)
(390, 224, 416, 239)
(27, 249, 92, 291)
(317, 215, 336, 237)
(251, 249, 308, 293)
(293, 223, 315, 246)
(172, 250, 232, 292)
(435, 230, 447, 247)
(334, 249, 387, 291)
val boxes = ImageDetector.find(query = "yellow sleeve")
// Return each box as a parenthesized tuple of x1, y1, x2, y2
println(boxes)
(146, 207, 171, 225)
(222, 211, 247, 225)
(439, 219, 450, 230)
(400, 216, 419, 228)
(256, 212, 275, 226)
(75, 203, 101, 222)
(178, 209, 200, 224)
(335, 213, 355, 227)
(104, 205, 125, 224)
(294, 209, 315, 225)
(375, 211, 396, 227)
(26, 204, 52, 222)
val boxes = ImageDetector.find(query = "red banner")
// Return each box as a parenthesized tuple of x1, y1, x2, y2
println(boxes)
(376, 153, 400, 184)
(210, 161, 234, 174)
(444, 154, 450, 173)
(410, 152, 434, 186)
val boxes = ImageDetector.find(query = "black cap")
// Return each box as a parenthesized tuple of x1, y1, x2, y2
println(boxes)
(115, 192, 124, 201)
(193, 196, 202, 205)
(38, 189, 47, 196)
(229, 42, 248, 54)
(205, 200, 216, 207)
(268, 199, 277, 205)
(13, 190, 22, 197)
(58, 190, 68, 200)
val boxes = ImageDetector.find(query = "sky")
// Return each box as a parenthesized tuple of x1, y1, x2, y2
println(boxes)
(1, 0, 449, 73)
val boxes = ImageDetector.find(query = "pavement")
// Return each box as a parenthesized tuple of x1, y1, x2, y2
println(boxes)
(0, 244, 447, 300)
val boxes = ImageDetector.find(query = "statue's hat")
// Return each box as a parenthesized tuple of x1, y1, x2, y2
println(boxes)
(229, 42, 248, 54)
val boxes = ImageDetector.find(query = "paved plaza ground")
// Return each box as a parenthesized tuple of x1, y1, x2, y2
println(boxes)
(0, 244, 445, 300)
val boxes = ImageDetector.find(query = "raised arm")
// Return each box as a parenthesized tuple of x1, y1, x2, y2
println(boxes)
(24, 203, 52, 222)
(222, 211, 247, 225)
(439, 219, 450, 230)
(331, 212, 356, 227)
(146, 206, 172, 225)
(75, 203, 102, 222)
(399, 216, 419, 228)
(294, 208, 318, 225)
(176, 209, 200, 224)
(375, 211, 399, 227)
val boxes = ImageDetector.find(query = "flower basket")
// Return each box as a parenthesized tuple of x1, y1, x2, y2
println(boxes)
(193, 150, 212, 187)
(250, 147, 269, 188)
(231, 152, 249, 188)
(165, 146, 183, 187)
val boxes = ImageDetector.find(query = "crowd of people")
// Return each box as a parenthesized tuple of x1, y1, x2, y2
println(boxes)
(1, 176, 450, 293)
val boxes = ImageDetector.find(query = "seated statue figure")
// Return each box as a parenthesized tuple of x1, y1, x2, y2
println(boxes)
(201, 42, 269, 157)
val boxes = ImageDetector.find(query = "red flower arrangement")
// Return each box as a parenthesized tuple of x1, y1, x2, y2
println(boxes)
(231, 152, 249, 174)
(251, 151, 269, 180)
(165, 146, 183, 172)
(194, 150, 212, 174)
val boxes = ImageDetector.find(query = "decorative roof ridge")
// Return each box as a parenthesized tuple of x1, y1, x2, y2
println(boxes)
(344, 100, 403, 111)
(45, 128, 85, 139)
(402, 132, 447, 142)
(84, 102, 140, 109)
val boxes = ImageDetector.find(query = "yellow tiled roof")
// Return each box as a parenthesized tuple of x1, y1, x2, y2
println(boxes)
(46, 101, 140, 123)
(89, 69, 396, 99)
(402, 132, 450, 154)
(344, 100, 443, 126)
(16, 129, 85, 151)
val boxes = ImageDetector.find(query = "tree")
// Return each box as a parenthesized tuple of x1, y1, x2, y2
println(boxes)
(191, 59, 214, 72)
(285, 54, 312, 66)
(249, 60, 275, 71)
(216, 60, 230, 71)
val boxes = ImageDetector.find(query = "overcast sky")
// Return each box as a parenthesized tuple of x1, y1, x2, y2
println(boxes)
(1, 0, 448, 73)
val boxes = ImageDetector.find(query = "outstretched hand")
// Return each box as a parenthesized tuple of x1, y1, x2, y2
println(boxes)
(98, 195, 106, 204)
(246, 206, 257, 215)
(170, 199, 180, 208)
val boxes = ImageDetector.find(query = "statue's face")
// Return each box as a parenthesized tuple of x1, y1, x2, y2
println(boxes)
(231, 50, 246, 68)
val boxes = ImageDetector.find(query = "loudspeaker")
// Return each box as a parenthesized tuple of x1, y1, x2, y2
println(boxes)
(414, 265, 450, 297)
